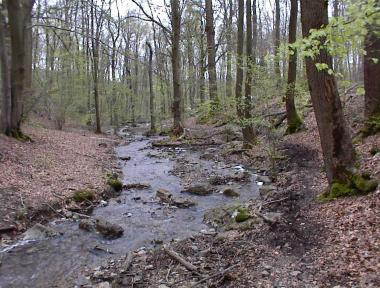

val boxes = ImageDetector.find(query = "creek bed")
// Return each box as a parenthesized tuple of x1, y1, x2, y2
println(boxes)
(0, 136, 259, 288)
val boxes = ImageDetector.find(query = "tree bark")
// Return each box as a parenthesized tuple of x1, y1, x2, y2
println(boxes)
(274, 0, 281, 82)
(205, 0, 218, 103)
(199, 18, 206, 104)
(0, 6, 11, 135)
(170, 0, 183, 135)
(146, 42, 156, 133)
(7, 0, 34, 136)
(285, 0, 303, 134)
(363, 7, 380, 135)
(242, 0, 256, 144)
(300, 0, 356, 185)
(235, 0, 245, 129)
(225, 0, 233, 99)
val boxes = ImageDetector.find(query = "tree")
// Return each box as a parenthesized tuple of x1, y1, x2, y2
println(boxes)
(363, 4, 380, 136)
(285, 0, 303, 134)
(274, 0, 281, 82)
(146, 41, 156, 133)
(0, 4, 11, 135)
(242, 0, 256, 145)
(90, 0, 105, 134)
(170, 0, 183, 135)
(205, 0, 218, 104)
(7, 0, 35, 138)
(300, 0, 372, 194)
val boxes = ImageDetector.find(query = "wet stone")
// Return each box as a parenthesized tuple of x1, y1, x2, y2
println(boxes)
(182, 183, 213, 196)
(95, 219, 124, 239)
(223, 188, 240, 197)
(23, 224, 61, 240)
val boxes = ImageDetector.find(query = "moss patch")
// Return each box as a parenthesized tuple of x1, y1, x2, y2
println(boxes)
(10, 128, 33, 142)
(235, 207, 250, 223)
(285, 114, 304, 134)
(106, 176, 123, 192)
(362, 114, 380, 137)
(318, 174, 378, 202)
(73, 189, 95, 203)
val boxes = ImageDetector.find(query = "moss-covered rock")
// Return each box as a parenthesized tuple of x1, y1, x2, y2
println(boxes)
(107, 178, 123, 191)
(73, 189, 95, 203)
(235, 207, 250, 222)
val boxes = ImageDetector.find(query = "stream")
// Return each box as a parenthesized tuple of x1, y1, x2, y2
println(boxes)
(0, 135, 259, 288)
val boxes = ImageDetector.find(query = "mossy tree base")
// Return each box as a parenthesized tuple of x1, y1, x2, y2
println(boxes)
(362, 114, 380, 137)
(285, 115, 304, 135)
(318, 174, 378, 202)
(10, 128, 33, 142)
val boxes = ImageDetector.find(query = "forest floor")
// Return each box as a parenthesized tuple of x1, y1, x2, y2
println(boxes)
(87, 96, 379, 287)
(0, 122, 119, 237)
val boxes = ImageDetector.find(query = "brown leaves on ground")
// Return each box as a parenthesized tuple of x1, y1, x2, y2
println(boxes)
(0, 125, 115, 232)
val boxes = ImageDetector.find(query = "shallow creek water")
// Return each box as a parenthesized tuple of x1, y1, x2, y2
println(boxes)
(0, 136, 259, 288)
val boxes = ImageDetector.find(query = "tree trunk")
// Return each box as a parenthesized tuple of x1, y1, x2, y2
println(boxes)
(205, 0, 218, 104)
(0, 6, 11, 135)
(242, 0, 256, 145)
(146, 42, 156, 133)
(7, 0, 34, 137)
(170, 0, 183, 135)
(225, 0, 233, 99)
(285, 0, 303, 134)
(199, 19, 206, 104)
(90, 0, 101, 133)
(363, 9, 380, 135)
(274, 0, 281, 82)
(300, 0, 356, 186)
(235, 0, 245, 130)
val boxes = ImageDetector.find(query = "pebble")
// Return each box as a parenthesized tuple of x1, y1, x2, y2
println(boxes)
(261, 270, 270, 276)
(95, 282, 111, 288)
(290, 270, 302, 277)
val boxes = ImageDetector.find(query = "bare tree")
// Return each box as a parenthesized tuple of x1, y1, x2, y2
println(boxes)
(146, 41, 156, 133)
(170, 0, 183, 135)
(205, 0, 218, 104)
(285, 0, 303, 134)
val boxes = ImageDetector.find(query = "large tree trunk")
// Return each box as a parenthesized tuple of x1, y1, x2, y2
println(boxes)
(300, 0, 356, 186)
(146, 42, 156, 133)
(7, 0, 34, 137)
(363, 9, 380, 136)
(285, 0, 303, 134)
(242, 0, 256, 145)
(0, 6, 11, 135)
(235, 0, 245, 131)
(170, 0, 183, 135)
(205, 0, 218, 103)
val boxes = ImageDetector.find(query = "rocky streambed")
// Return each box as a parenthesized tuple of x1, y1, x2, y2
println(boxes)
(0, 134, 268, 288)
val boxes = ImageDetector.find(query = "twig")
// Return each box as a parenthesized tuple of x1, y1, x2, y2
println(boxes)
(190, 264, 239, 287)
(123, 251, 134, 272)
(262, 197, 289, 206)
(52, 192, 67, 201)
(163, 245, 199, 273)
(44, 202, 66, 218)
